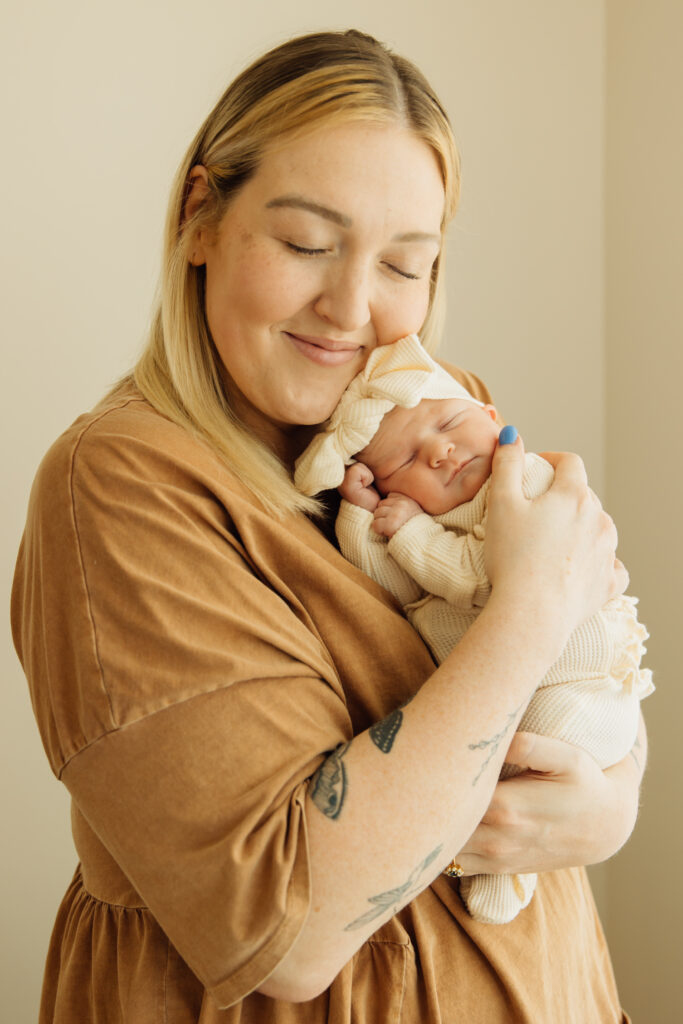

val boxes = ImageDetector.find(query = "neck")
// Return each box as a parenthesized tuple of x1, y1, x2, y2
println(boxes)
(226, 384, 319, 469)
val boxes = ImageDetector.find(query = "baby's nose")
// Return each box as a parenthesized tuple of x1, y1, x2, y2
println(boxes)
(428, 438, 455, 467)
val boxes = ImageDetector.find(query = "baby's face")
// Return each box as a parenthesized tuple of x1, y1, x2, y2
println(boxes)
(358, 397, 500, 515)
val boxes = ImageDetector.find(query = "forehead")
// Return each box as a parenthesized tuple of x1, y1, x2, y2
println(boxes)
(248, 121, 446, 231)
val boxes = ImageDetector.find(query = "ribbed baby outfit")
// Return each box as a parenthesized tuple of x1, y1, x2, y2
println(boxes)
(336, 453, 654, 924)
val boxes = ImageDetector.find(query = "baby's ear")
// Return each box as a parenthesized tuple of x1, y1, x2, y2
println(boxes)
(483, 403, 498, 422)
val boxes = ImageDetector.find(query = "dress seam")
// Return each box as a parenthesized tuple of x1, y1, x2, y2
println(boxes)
(395, 941, 408, 1024)
(67, 399, 146, 733)
(77, 868, 148, 911)
(57, 672, 331, 778)
(163, 937, 171, 1024)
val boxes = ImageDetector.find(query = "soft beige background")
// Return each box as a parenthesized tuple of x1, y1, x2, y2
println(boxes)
(1, 1, 679, 1020)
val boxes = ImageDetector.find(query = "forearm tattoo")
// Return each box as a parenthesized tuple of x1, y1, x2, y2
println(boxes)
(369, 708, 403, 753)
(369, 696, 413, 755)
(310, 743, 350, 820)
(344, 845, 443, 931)
(468, 700, 526, 786)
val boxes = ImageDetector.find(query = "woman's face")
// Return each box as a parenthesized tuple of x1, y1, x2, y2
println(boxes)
(192, 121, 445, 443)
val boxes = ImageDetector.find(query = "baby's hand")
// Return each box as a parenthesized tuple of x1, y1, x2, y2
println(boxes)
(372, 493, 423, 538)
(339, 463, 380, 512)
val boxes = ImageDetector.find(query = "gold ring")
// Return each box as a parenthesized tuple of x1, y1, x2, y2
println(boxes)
(443, 859, 464, 878)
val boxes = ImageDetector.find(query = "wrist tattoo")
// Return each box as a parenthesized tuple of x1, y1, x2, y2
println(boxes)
(344, 845, 443, 931)
(310, 743, 349, 820)
(469, 701, 525, 786)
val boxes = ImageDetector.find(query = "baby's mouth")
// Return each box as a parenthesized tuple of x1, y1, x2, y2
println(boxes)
(448, 457, 473, 483)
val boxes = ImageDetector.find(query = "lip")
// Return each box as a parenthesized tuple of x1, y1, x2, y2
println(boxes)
(448, 457, 474, 483)
(285, 331, 363, 367)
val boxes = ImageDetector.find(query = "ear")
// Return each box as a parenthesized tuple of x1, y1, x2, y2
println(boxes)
(483, 403, 498, 422)
(184, 166, 211, 266)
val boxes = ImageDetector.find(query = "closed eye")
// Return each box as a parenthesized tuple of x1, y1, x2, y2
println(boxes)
(383, 261, 420, 281)
(284, 241, 329, 256)
(379, 452, 415, 483)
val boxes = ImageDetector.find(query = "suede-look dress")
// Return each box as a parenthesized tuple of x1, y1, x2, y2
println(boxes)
(12, 367, 628, 1023)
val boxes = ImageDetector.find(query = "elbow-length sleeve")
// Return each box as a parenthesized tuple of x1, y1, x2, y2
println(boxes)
(11, 399, 357, 1007)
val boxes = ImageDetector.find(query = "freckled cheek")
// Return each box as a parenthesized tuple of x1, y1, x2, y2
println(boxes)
(234, 253, 321, 324)
(379, 288, 432, 341)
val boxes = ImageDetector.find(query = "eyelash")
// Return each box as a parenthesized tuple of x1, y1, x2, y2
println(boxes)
(396, 423, 456, 471)
(285, 241, 328, 256)
(283, 241, 420, 280)
(385, 263, 420, 281)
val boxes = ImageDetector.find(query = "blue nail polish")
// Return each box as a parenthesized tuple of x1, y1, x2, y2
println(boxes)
(499, 425, 518, 446)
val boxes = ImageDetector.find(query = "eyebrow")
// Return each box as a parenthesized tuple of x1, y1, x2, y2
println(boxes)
(392, 230, 441, 244)
(265, 194, 441, 244)
(265, 195, 351, 228)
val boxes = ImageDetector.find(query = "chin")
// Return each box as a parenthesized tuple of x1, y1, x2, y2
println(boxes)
(287, 394, 347, 428)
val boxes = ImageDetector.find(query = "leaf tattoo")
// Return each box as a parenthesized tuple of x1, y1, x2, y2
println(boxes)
(344, 845, 443, 931)
(369, 708, 404, 754)
(310, 743, 349, 820)
(468, 700, 525, 786)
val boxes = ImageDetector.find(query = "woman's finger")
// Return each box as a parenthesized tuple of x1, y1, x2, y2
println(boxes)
(504, 731, 585, 776)
(545, 451, 589, 489)
(488, 427, 525, 501)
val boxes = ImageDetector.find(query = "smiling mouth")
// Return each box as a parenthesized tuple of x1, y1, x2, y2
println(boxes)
(285, 331, 363, 367)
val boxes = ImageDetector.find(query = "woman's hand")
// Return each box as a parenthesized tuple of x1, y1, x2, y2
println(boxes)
(456, 725, 646, 876)
(484, 436, 629, 655)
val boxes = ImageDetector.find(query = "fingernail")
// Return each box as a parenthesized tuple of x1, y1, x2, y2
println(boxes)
(499, 425, 518, 446)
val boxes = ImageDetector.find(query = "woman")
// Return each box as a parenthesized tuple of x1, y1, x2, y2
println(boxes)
(12, 29, 643, 1022)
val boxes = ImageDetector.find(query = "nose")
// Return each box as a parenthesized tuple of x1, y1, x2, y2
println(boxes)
(313, 261, 372, 334)
(426, 436, 454, 468)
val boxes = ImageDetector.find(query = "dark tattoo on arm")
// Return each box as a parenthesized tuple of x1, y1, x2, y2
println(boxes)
(370, 708, 403, 753)
(310, 743, 349, 820)
(369, 695, 414, 755)
(468, 700, 526, 786)
(344, 845, 443, 931)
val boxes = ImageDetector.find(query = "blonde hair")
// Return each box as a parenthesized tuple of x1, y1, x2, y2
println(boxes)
(112, 29, 461, 517)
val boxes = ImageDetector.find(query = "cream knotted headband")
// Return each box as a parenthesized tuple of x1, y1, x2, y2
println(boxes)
(294, 333, 482, 496)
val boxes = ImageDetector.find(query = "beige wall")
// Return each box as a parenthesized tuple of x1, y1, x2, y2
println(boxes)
(604, 1, 683, 1019)
(0, 1, 675, 1020)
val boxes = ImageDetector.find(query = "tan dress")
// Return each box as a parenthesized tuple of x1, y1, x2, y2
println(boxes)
(11, 369, 627, 1023)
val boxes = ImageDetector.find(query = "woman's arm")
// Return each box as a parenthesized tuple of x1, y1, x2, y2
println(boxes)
(258, 437, 627, 1001)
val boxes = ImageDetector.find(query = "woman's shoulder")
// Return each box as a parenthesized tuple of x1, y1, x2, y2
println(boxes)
(435, 359, 495, 407)
(33, 389, 247, 505)
(41, 390, 205, 473)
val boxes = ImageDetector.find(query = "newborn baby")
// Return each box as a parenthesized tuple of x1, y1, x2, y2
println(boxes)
(295, 334, 653, 925)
